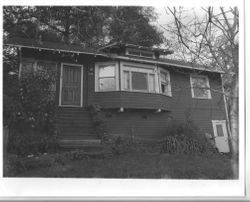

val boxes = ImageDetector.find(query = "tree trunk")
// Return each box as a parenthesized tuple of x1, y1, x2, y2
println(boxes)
(3, 126, 9, 161)
(229, 75, 238, 178)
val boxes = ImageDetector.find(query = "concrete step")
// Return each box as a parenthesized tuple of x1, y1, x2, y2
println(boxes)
(57, 127, 94, 132)
(59, 133, 98, 139)
(57, 123, 93, 129)
(59, 139, 103, 151)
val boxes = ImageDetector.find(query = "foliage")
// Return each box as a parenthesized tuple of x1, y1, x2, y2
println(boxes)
(87, 105, 110, 142)
(162, 118, 217, 154)
(109, 7, 165, 46)
(3, 6, 165, 47)
(5, 70, 57, 155)
(5, 152, 233, 179)
(164, 7, 238, 177)
(108, 135, 161, 155)
(160, 136, 208, 154)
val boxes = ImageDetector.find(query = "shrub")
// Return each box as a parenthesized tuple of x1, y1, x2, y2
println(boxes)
(4, 70, 57, 155)
(87, 104, 110, 141)
(162, 119, 217, 154)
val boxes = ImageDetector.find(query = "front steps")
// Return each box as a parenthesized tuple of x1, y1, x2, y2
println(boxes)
(56, 107, 100, 150)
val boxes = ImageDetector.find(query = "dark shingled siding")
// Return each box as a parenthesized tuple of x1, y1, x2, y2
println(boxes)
(21, 49, 226, 141)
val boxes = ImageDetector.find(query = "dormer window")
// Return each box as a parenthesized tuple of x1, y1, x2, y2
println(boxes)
(126, 48, 155, 59)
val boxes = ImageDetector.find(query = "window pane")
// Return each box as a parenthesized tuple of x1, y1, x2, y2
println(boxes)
(216, 125, 224, 137)
(161, 84, 167, 94)
(192, 76, 210, 98)
(99, 65, 115, 77)
(160, 71, 170, 95)
(148, 74, 155, 92)
(99, 78, 115, 91)
(131, 72, 148, 90)
(37, 61, 56, 73)
(160, 72, 167, 82)
(192, 77, 207, 88)
(128, 50, 140, 56)
(141, 52, 154, 58)
(123, 71, 130, 90)
(193, 88, 209, 98)
(22, 61, 34, 75)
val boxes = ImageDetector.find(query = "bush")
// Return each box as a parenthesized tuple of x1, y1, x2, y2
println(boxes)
(107, 135, 161, 155)
(4, 70, 57, 155)
(162, 120, 217, 154)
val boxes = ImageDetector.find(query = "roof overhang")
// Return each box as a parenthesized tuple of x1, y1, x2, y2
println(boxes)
(4, 38, 223, 74)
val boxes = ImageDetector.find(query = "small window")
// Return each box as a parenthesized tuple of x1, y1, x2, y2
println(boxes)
(95, 62, 118, 92)
(20, 59, 35, 76)
(128, 50, 140, 56)
(126, 48, 155, 59)
(190, 75, 211, 99)
(216, 125, 224, 137)
(141, 52, 154, 58)
(160, 69, 171, 96)
(36, 61, 57, 91)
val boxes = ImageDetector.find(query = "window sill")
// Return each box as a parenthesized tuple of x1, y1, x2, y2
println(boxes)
(95, 90, 172, 97)
(191, 96, 212, 100)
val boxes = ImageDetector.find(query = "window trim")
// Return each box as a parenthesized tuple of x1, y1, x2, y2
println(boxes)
(159, 68, 172, 97)
(94, 61, 119, 92)
(190, 74, 212, 99)
(125, 48, 156, 59)
(59, 62, 83, 107)
(120, 61, 159, 93)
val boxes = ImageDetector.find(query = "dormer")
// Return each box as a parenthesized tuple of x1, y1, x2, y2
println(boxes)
(98, 42, 173, 59)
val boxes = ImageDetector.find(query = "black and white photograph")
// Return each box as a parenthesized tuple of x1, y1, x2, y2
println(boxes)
(0, 0, 248, 200)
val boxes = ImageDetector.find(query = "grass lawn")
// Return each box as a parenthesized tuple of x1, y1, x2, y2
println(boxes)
(10, 153, 234, 179)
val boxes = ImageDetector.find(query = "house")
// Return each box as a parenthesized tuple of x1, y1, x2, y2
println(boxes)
(5, 37, 231, 153)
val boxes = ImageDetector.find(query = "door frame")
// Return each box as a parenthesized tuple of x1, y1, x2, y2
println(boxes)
(212, 120, 228, 137)
(212, 120, 230, 152)
(59, 62, 83, 107)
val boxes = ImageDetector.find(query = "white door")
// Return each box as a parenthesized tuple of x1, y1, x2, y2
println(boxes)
(212, 120, 230, 153)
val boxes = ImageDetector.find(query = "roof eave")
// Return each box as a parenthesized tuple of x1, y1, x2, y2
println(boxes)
(5, 43, 109, 57)
(4, 42, 223, 74)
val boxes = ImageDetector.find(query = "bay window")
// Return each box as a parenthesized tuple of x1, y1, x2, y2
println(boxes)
(95, 61, 173, 96)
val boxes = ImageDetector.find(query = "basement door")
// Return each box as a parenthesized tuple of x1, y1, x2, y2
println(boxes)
(60, 63, 83, 107)
(212, 120, 230, 153)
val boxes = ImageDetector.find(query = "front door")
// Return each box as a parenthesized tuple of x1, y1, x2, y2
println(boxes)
(212, 120, 230, 153)
(60, 63, 83, 107)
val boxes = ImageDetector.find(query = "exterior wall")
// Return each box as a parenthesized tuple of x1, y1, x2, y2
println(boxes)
(89, 66, 226, 138)
(168, 69, 226, 135)
(20, 48, 227, 140)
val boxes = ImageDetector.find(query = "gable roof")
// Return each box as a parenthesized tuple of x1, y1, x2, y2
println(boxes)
(4, 37, 223, 73)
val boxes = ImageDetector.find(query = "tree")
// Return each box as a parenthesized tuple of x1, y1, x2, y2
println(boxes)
(163, 7, 239, 177)
(109, 7, 165, 47)
(3, 6, 165, 47)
